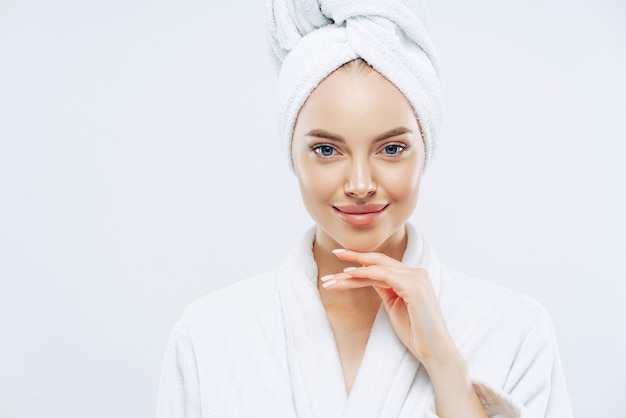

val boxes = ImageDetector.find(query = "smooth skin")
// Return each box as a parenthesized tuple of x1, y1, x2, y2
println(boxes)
(292, 66, 487, 418)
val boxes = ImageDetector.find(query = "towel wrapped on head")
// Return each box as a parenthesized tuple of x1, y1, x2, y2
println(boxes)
(266, 0, 443, 169)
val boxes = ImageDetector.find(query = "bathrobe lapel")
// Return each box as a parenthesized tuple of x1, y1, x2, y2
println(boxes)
(277, 228, 348, 418)
(343, 306, 420, 418)
(277, 224, 441, 418)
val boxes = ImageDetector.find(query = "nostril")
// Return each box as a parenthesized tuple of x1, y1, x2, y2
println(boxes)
(344, 180, 376, 198)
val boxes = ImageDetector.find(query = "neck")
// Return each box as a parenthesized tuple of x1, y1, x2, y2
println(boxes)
(313, 226, 408, 312)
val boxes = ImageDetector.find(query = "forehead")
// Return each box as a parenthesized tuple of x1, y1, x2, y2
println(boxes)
(295, 69, 419, 138)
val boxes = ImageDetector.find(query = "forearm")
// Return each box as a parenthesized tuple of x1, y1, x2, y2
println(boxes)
(422, 349, 487, 418)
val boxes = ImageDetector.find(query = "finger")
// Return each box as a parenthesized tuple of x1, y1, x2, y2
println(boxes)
(373, 285, 402, 306)
(320, 272, 371, 288)
(322, 276, 391, 291)
(341, 265, 412, 290)
(332, 248, 404, 267)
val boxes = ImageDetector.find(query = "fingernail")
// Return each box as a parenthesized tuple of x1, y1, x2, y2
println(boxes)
(322, 279, 337, 288)
(332, 249, 346, 254)
(320, 274, 335, 282)
(343, 267, 357, 273)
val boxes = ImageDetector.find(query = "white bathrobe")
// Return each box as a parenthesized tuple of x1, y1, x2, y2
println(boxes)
(157, 225, 572, 417)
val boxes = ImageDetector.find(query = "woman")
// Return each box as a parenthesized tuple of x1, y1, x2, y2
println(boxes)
(157, 0, 572, 417)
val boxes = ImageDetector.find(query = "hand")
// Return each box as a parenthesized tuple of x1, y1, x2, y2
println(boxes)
(321, 248, 456, 365)
(322, 249, 488, 418)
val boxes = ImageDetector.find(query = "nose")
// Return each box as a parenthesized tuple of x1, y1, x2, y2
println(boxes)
(344, 157, 376, 198)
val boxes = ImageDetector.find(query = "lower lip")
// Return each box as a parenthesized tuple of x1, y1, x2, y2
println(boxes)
(334, 206, 388, 227)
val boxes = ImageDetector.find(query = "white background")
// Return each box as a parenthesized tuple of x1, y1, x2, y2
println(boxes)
(1, 0, 624, 416)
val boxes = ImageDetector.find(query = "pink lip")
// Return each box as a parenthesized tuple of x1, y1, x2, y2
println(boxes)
(333, 203, 389, 227)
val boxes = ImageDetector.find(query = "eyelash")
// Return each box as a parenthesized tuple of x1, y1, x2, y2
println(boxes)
(311, 144, 339, 158)
(310, 142, 409, 159)
(380, 143, 407, 156)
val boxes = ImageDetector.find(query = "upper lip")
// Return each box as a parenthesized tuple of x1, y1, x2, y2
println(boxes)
(333, 203, 388, 214)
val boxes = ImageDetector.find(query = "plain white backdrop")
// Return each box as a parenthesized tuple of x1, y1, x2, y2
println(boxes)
(1, 0, 624, 416)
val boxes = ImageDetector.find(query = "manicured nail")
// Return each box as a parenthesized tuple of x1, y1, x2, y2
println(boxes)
(343, 266, 357, 273)
(332, 249, 346, 254)
(320, 274, 335, 282)
(322, 279, 337, 288)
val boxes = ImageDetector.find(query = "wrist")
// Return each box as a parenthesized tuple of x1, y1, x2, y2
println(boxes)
(421, 346, 469, 388)
(421, 349, 487, 418)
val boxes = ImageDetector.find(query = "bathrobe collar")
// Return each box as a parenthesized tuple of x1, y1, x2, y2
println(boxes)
(277, 223, 441, 418)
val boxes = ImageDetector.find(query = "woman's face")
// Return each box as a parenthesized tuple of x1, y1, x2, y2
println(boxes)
(292, 67, 425, 253)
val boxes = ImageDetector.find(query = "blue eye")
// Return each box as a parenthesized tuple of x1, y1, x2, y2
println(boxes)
(313, 145, 337, 157)
(383, 144, 405, 155)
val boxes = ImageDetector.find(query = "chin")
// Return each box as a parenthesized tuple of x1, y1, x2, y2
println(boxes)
(340, 240, 382, 253)
(328, 223, 404, 253)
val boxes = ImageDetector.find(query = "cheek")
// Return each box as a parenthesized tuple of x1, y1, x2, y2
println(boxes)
(294, 158, 340, 207)
(379, 162, 422, 207)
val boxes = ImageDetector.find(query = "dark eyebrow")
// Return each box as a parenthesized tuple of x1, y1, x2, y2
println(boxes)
(305, 127, 412, 143)
(373, 127, 413, 142)
(305, 129, 346, 143)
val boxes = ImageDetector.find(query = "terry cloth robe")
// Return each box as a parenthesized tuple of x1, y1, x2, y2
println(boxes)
(156, 224, 573, 417)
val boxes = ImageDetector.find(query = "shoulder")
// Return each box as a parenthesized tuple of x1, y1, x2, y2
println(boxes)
(443, 267, 545, 308)
(173, 270, 281, 337)
(439, 265, 552, 341)
(436, 268, 570, 410)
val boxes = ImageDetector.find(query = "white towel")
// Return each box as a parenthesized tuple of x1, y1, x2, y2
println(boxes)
(266, 0, 444, 170)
